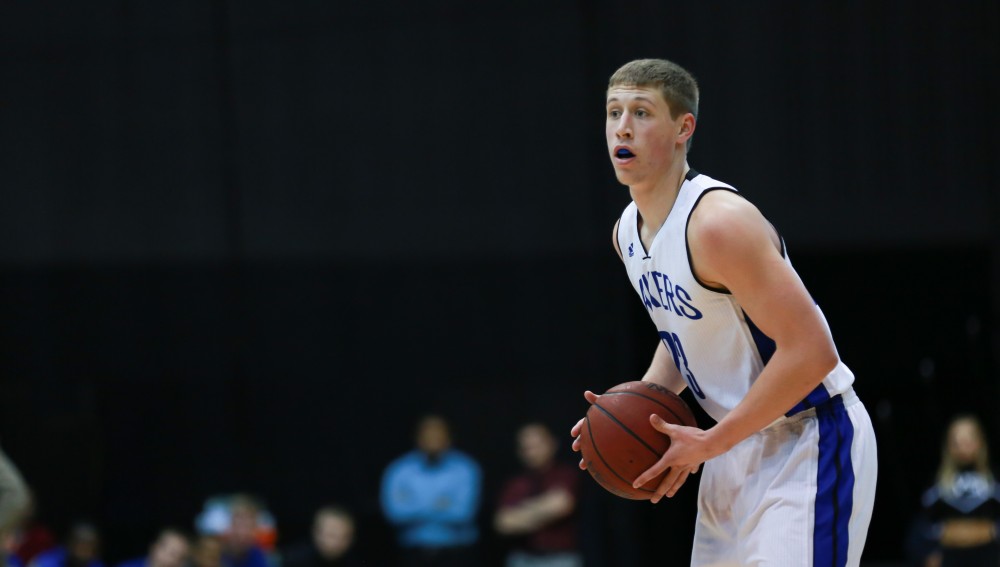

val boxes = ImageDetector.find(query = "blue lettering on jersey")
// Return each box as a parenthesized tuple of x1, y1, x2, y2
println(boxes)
(639, 273, 661, 310)
(675, 285, 701, 320)
(638, 271, 703, 320)
(660, 331, 706, 399)
(628, 243, 634, 257)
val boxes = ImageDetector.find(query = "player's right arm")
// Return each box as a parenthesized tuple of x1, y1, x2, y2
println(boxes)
(569, 221, 626, 466)
(571, 222, 687, 467)
(571, 340, 685, 468)
(641, 340, 686, 394)
(611, 218, 685, 392)
(612, 219, 623, 260)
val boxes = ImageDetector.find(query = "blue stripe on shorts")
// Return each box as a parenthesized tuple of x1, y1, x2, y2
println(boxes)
(814, 396, 855, 567)
(787, 383, 832, 417)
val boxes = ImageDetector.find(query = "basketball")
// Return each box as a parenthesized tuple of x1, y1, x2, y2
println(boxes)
(578, 380, 698, 500)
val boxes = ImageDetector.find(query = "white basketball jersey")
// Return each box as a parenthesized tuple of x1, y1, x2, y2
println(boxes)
(616, 169, 855, 423)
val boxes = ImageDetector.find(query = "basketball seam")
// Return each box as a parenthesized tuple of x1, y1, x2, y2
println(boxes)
(600, 391, 691, 425)
(584, 415, 655, 496)
(591, 402, 664, 459)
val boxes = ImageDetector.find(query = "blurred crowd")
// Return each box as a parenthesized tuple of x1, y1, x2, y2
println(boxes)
(10, 410, 1000, 566)
(0, 493, 359, 567)
(0, 415, 584, 567)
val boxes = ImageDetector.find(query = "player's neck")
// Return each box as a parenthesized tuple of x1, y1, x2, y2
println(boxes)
(630, 159, 690, 241)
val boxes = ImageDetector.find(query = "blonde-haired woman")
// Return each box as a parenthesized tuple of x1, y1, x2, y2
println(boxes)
(918, 414, 1000, 567)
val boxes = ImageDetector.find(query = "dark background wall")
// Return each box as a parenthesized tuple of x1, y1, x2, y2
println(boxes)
(0, 1, 998, 565)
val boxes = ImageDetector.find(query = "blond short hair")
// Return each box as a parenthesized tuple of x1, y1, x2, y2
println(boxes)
(608, 58, 699, 119)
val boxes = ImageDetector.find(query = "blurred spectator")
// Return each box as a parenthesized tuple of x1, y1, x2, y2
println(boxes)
(0, 447, 30, 567)
(0, 448, 29, 538)
(8, 496, 55, 567)
(219, 496, 270, 567)
(115, 529, 190, 567)
(29, 522, 104, 567)
(909, 414, 1000, 567)
(3, 533, 22, 567)
(195, 496, 277, 554)
(190, 536, 222, 567)
(494, 422, 582, 567)
(380, 414, 482, 567)
(281, 506, 359, 567)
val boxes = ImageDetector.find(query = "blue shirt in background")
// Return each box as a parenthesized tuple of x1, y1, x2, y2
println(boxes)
(380, 449, 481, 549)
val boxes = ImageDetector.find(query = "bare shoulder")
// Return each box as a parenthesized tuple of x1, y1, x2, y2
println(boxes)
(688, 190, 782, 288)
(688, 190, 769, 245)
(612, 218, 623, 261)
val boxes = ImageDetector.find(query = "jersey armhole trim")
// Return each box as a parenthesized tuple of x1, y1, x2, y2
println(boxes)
(685, 187, 740, 295)
(684, 188, 788, 293)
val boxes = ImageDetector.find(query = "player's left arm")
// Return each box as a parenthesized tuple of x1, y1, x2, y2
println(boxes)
(634, 190, 840, 502)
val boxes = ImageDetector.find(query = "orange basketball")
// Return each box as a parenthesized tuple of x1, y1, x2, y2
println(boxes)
(578, 381, 698, 500)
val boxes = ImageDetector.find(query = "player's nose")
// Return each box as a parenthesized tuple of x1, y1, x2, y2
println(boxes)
(615, 117, 633, 139)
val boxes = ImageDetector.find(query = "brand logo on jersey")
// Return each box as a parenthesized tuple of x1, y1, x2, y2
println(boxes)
(638, 271, 702, 320)
(628, 243, 634, 257)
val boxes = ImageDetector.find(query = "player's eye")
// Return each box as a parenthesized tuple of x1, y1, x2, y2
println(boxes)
(608, 109, 621, 119)
(635, 108, 649, 118)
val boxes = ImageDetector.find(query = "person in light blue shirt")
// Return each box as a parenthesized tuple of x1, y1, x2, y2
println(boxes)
(380, 414, 482, 567)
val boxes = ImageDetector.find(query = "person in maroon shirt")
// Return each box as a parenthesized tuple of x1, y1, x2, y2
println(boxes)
(494, 423, 582, 567)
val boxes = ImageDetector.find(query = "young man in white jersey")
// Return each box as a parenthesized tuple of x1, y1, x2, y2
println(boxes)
(570, 59, 878, 566)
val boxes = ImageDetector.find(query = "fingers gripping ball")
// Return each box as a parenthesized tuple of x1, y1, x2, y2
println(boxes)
(578, 381, 698, 500)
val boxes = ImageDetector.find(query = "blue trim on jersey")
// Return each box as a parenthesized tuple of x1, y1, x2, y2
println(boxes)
(742, 310, 776, 365)
(786, 384, 832, 417)
(814, 397, 855, 567)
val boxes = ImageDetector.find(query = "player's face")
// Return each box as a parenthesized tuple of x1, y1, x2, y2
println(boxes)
(606, 86, 686, 188)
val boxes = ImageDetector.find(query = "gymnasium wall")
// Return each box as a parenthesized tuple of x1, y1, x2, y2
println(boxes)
(0, 1, 997, 564)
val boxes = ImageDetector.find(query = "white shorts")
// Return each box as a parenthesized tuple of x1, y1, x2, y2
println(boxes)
(691, 389, 878, 567)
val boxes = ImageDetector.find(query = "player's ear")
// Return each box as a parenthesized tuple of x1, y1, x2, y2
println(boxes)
(678, 113, 696, 143)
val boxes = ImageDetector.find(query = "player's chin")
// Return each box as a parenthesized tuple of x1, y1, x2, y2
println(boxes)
(613, 169, 636, 185)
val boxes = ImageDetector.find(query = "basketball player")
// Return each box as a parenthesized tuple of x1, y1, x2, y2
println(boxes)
(570, 59, 878, 566)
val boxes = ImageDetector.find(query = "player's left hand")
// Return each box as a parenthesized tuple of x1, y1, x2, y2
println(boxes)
(633, 414, 721, 503)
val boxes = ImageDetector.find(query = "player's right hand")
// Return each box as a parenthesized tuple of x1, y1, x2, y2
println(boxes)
(570, 390, 600, 469)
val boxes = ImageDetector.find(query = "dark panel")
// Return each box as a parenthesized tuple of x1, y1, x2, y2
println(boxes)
(227, 3, 595, 258)
(0, 2, 230, 262)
